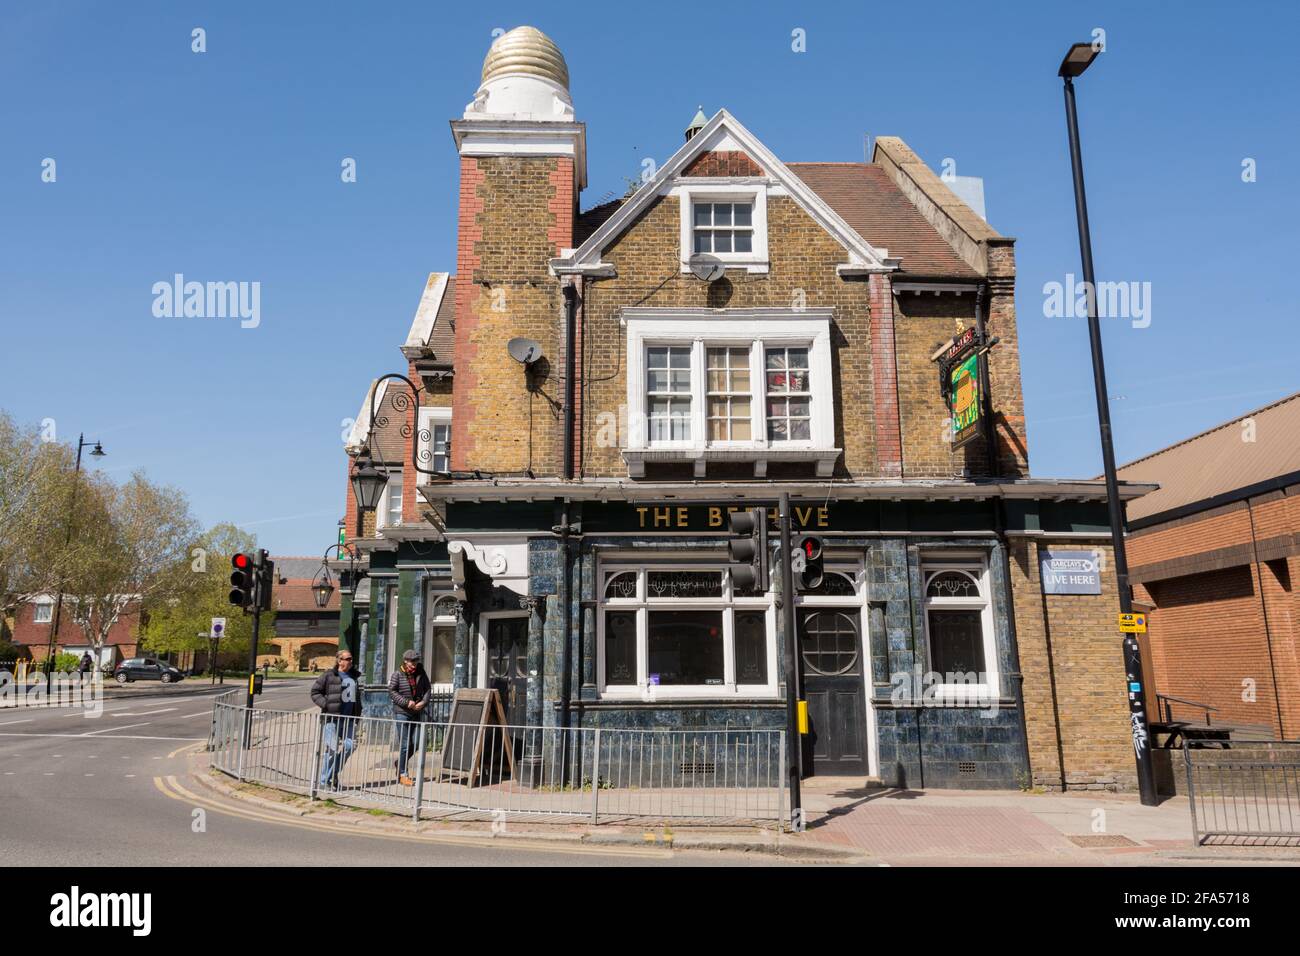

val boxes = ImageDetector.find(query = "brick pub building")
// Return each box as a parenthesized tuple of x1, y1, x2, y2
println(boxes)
(337, 26, 1154, 791)
(1119, 391, 1300, 740)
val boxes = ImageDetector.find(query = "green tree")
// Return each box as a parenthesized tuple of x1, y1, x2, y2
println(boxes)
(0, 413, 82, 613)
(140, 523, 275, 666)
(59, 473, 201, 667)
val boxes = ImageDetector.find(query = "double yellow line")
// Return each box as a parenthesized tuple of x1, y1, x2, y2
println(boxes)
(152, 772, 673, 859)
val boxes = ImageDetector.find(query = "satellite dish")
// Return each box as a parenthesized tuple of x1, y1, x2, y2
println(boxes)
(688, 253, 726, 282)
(508, 337, 543, 364)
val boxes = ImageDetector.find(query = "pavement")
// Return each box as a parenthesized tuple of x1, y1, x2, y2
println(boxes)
(6, 681, 1299, 866)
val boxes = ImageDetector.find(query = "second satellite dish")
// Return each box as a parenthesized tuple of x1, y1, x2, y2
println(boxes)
(688, 253, 726, 282)
(508, 337, 543, 364)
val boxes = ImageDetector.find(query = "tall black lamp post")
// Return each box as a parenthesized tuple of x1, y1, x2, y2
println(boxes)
(1059, 42, 1158, 806)
(45, 434, 106, 691)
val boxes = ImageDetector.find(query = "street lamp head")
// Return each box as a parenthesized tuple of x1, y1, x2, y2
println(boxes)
(350, 449, 387, 513)
(311, 564, 335, 609)
(1059, 42, 1100, 78)
(89, 441, 106, 458)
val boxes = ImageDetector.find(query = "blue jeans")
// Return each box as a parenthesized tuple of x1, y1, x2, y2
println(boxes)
(393, 711, 425, 779)
(320, 717, 357, 789)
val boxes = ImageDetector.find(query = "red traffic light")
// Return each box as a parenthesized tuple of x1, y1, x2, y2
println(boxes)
(800, 536, 823, 560)
(232, 553, 250, 570)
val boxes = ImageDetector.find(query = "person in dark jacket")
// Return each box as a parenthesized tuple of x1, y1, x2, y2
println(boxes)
(311, 651, 360, 790)
(388, 649, 431, 786)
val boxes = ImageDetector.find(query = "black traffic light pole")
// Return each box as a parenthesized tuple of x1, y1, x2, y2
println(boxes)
(1061, 63, 1158, 806)
(778, 493, 803, 819)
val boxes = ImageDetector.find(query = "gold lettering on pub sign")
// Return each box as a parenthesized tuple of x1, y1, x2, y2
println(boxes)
(635, 505, 829, 530)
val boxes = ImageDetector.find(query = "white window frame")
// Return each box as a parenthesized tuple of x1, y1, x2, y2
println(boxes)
(417, 406, 453, 480)
(383, 584, 399, 674)
(920, 556, 1000, 701)
(424, 589, 459, 693)
(676, 183, 769, 273)
(623, 311, 838, 476)
(377, 476, 403, 530)
(33, 600, 53, 624)
(596, 559, 778, 701)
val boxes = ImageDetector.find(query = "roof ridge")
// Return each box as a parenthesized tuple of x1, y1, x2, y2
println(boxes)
(1117, 389, 1300, 472)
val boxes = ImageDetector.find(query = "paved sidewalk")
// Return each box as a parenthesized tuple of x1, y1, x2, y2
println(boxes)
(797, 778, 1300, 865)
(191, 752, 1300, 865)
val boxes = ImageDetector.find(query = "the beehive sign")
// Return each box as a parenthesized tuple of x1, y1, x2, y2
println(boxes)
(949, 351, 982, 448)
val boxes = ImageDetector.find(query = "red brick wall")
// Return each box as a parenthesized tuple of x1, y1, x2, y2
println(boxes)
(1128, 488, 1300, 737)
(682, 150, 764, 177)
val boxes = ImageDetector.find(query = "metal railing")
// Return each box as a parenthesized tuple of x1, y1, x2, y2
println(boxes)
(208, 699, 786, 828)
(1184, 740, 1300, 846)
(1157, 692, 1220, 726)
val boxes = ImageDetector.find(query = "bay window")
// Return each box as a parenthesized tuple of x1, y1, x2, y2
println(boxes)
(623, 310, 839, 476)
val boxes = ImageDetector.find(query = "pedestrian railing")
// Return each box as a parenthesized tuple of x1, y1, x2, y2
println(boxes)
(1184, 740, 1300, 846)
(208, 699, 786, 828)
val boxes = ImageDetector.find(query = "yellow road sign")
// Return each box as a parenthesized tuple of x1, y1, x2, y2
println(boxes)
(1119, 613, 1147, 633)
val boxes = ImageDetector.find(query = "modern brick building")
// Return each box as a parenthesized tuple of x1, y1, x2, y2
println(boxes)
(334, 26, 1155, 791)
(1119, 391, 1300, 740)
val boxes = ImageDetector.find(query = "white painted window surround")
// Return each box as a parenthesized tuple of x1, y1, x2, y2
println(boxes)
(675, 182, 769, 273)
(623, 310, 839, 477)
(417, 406, 453, 481)
(33, 600, 53, 624)
(920, 556, 1000, 701)
(597, 560, 778, 701)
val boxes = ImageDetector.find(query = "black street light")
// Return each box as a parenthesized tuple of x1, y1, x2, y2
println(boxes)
(45, 434, 106, 690)
(1059, 42, 1158, 806)
(312, 544, 362, 608)
(350, 451, 387, 513)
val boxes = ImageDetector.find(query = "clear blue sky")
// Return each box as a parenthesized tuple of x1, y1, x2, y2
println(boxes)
(2, 1, 1296, 556)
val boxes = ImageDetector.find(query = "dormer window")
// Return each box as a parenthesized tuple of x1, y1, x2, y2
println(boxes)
(693, 202, 753, 255)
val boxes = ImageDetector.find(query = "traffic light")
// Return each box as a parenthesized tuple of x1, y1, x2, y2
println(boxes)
(727, 507, 769, 593)
(254, 550, 275, 612)
(796, 535, 824, 590)
(229, 552, 255, 609)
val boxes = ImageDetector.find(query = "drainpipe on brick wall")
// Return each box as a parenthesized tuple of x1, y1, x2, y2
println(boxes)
(977, 282, 1034, 786)
(557, 281, 579, 739)
(1245, 499, 1286, 736)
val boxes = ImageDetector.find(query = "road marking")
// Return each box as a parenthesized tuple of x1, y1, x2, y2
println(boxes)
(180, 711, 214, 719)
(80, 721, 153, 736)
(154, 776, 673, 859)
(114, 708, 178, 717)
(84, 773, 94, 777)
(167, 742, 205, 759)
(0, 718, 33, 726)
(3, 771, 14, 775)
(125, 774, 136, 778)
(0, 732, 203, 741)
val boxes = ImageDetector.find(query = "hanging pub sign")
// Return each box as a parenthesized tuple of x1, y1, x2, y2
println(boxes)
(935, 326, 984, 450)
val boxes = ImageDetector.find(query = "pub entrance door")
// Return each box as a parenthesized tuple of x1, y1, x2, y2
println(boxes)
(485, 615, 529, 728)
(799, 608, 869, 776)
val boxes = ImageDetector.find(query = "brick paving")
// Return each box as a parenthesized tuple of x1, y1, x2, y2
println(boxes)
(804, 798, 1076, 860)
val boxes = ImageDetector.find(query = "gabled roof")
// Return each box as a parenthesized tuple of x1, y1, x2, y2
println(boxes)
(1117, 391, 1300, 524)
(554, 110, 898, 274)
(402, 272, 456, 364)
(787, 163, 978, 278)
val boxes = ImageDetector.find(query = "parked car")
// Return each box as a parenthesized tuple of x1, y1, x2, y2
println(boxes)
(113, 658, 184, 684)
